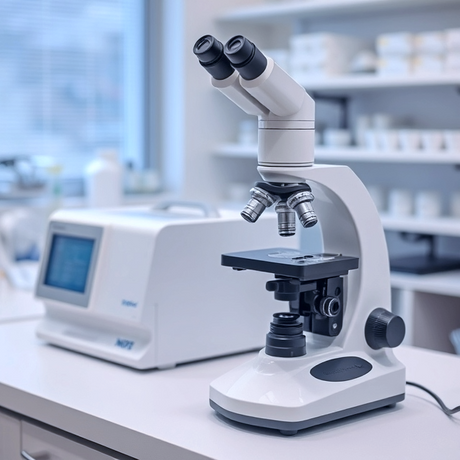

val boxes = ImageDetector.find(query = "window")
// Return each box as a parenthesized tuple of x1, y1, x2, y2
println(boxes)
(0, 0, 149, 188)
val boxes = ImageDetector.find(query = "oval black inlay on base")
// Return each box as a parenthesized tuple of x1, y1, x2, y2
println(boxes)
(310, 357, 372, 382)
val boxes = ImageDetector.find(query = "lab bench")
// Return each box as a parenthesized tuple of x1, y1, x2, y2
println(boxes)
(0, 319, 459, 460)
(0, 277, 44, 324)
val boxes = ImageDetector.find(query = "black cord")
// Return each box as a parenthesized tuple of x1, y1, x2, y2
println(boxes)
(407, 381, 460, 416)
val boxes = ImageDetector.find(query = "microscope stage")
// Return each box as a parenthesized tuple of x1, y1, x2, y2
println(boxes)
(222, 248, 359, 281)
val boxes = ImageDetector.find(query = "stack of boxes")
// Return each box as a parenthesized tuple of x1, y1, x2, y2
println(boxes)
(289, 33, 369, 80)
(376, 32, 414, 75)
(376, 29, 460, 75)
(446, 29, 460, 73)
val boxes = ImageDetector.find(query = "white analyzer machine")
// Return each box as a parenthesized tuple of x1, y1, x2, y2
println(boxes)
(35, 203, 297, 369)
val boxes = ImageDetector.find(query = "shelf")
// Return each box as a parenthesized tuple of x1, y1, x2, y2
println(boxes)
(300, 74, 460, 92)
(381, 214, 460, 237)
(316, 147, 460, 163)
(214, 144, 460, 164)
(391, 270, 460, 297)
(219, 0, 459, 23)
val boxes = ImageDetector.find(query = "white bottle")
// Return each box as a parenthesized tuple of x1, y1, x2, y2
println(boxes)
(85, 149, 123, 208)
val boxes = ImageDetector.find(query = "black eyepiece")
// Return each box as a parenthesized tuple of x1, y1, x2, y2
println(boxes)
(193, 35, 234, 80)
(224, 36, 253, 65)
(224, 35, 267, 80)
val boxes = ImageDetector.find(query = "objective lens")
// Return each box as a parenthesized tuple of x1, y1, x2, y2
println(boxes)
(287, 191, 318, 228)
(241, 187, 276, 223)
(276, 201, 296, 237)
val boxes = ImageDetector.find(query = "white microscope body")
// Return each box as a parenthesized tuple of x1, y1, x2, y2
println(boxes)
(194, 35, 405, 434)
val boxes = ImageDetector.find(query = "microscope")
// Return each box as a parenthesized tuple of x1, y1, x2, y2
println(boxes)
(194, 35, 406, 435)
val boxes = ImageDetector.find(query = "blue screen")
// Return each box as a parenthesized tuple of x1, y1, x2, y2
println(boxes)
(44, 234, 94, 293)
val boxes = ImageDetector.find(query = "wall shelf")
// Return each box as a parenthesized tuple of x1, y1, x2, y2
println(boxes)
(219, 0, 459, 23)
(391, 270, 460, 297)
(381, 214, 460, 237)
(215, 144, 460, 164)
(300, 74, 460, 92)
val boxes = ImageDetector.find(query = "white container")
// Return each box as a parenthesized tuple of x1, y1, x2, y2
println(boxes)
(388, 189, 413, 217)
(446, 28, 460, 51)
(323, 129, 352, 147)
(355, 115, 372, 147)
(446, 52, 460, 72)
(289, 33, 369, 76)
(379, 129, 400, 151)
(364, 130, 380, 150)
(443, 130, 460, 152)
(85, 149, 123, 208)
(372, 113, 394, 130)
(289, 51, 351, 77)
(414, 31, 446, 54)
(377, 55, 413, 75)
(414, 190, 442, 218)
(398, 129, 421, 152)
(376, 32, 415, 56)
(413, 54, 445, 74)
(421, 130, 444, 152)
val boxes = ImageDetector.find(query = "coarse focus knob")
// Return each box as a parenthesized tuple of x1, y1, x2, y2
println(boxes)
(365, 308, 406, 350)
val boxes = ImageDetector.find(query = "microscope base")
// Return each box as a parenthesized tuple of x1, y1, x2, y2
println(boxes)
(211, 393, 404, 435)
(209, 349, 406, 435)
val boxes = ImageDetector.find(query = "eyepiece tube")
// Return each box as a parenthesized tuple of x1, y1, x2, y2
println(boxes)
(241, 187, 276, 223)
(193, 35, 234, 80)
(224, 35, 267, 81)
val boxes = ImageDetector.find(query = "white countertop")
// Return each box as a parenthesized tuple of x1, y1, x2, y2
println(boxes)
(0, 319, 459, 460)
(0, 276, 44, 323)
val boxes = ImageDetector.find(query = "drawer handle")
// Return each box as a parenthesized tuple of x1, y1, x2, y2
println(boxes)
(21, 451, 50, 460)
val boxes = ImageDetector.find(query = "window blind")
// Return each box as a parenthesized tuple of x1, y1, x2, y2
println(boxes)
(0, 0, 143, 178)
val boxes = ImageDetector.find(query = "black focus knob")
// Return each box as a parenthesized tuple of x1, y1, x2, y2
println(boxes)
(365, 308, 406, 350)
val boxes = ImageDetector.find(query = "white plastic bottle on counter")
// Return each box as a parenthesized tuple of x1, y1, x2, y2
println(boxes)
(85, 149, 123, 208)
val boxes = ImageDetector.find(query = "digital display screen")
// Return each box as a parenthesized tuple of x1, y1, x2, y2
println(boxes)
(44, 234, 95, 293)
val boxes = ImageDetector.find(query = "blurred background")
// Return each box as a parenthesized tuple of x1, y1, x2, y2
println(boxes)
(0, 0, 460, 354)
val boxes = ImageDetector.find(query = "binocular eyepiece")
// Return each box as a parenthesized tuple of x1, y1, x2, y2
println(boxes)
(193, 34, 267, 81)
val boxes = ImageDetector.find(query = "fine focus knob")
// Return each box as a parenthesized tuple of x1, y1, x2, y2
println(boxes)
(365, 308, 406, 350)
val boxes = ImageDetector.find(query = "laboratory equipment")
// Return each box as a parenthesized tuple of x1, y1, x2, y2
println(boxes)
(194, 34, 406, 434)
(35, 202, 297, 369)
(0, 156, 47, 198)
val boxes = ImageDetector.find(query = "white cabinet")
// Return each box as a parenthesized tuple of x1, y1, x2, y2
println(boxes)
(21, 422, 123, 460)
(0, 409, 133, 460)
(213, 0, 460, 353)
(0, 409, 22, 460)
